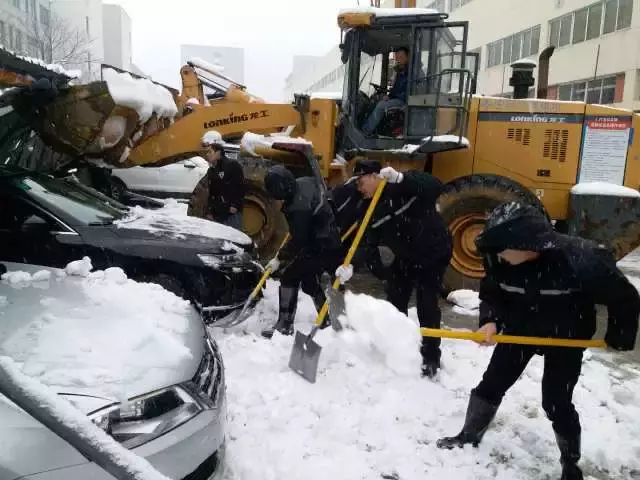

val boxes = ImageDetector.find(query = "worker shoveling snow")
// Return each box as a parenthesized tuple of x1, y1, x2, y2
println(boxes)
(212, 281, 640, 480)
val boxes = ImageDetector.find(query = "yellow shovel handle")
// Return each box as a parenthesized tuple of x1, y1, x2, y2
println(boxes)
(249, 233, 291, 299)
(314, 180, 387, 326)
(420, 328, 607, 349)
(341, 222, 359, 243)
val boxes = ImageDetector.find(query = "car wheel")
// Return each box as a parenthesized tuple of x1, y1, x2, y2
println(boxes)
(141, 274, 186, 299)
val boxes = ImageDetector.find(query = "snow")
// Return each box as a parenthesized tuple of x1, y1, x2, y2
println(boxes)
(241, 131, 312, 156)
(1, 271, 33, 286)
(447, 289, 480, 317)
(0, 356, 171, 480)
(213, 281, 640, 480)
(310, 91, 342, 100)
(188, 56, 225, 74)
(65, 256, 93, 277)
(571, 182, 640, 198)
(339, 6, 438, 18)
(0, 260, 195, 401)
(424, 135, 471, 147)
(0, 45, 81, 79)
(102, 67, 178, 124)
(512, 59, 538, 68)
(115, 199, 252, 246)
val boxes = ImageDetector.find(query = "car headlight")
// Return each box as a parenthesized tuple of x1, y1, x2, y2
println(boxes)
(89, 385, 203, 449)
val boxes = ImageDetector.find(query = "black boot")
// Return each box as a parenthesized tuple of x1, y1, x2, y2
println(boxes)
(420, 337, 441, 378)
(436, 393, 500, 449)
(555, 431, 583, 480)
(261, 285, 298, 339)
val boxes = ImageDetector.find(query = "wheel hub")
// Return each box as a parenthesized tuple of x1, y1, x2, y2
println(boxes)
(449, 213, 486, 279)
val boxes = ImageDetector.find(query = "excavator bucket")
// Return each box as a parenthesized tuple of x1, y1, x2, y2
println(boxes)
(567, 190, 640, 261)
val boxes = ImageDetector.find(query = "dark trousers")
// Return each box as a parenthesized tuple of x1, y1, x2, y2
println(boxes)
(278, 251, 342, 322)
(385, 256, 449, 364)
(473, 344, 583, 439)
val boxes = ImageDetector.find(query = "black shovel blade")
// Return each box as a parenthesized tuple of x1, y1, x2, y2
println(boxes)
(288, 330, 322, 383)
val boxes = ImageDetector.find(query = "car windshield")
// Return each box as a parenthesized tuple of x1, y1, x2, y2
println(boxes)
(13, 174, 126, 225)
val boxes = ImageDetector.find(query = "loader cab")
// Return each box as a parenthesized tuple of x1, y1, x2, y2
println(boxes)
(336, 10, 477, 159)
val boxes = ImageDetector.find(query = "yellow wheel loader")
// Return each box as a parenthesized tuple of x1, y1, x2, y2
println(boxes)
(3, 7, 640, 292)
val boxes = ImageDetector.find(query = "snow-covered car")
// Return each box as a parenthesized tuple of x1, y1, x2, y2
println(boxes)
(0, 166, 262, 320)
(110, 157, 210, 199)
(0, 261, 226, 479)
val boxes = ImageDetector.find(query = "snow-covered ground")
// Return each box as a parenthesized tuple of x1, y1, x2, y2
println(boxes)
(213, 281, 640, 480)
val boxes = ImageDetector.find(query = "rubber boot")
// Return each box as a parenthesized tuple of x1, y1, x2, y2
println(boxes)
(261, 285, 298, 339)
(555, 431, 583, 480)
(420, 338, 441, 378)
(436, 393, 500, 449)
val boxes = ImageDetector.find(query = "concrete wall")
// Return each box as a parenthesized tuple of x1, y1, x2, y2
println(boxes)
(52, 0, 105, 80)
(102, 3, 132, 71)
(180, 44, 245, 85)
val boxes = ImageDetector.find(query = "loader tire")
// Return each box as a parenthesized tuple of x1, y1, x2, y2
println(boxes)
(242, 182, 288, 262)
(438, 174, 546, 293)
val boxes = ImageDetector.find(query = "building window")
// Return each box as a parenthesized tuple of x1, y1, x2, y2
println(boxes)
(12, 0, 20, 9)
(40, 6, 50, 27)
(427, 0, 446, 12)
(8, 25, 15, 50)
(451, 0, 473, 11)
(0, 22, 5, 47)
(551, 0, 633, 48)
(15, 30, 23, 54)
(556, 75, 618, 104)
(486, 25, 540, 68)
(30, 0, 36, 18)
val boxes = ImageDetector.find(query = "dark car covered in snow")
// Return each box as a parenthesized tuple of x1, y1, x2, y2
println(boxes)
(0, 166, 262, 320)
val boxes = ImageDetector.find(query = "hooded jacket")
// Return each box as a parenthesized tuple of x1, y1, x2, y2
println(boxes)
(476, 202, 640, 351)
(264, 165, 341, 262)
(206, 152, 245, 220)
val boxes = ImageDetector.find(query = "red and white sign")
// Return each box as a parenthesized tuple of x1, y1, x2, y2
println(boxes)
(578, 116, 632, 185)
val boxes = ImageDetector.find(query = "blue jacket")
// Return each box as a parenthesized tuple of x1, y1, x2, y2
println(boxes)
(389, 69, 408, 102)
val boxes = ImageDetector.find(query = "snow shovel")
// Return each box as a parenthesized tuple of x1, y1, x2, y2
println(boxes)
(420, 328, 608, 349)
(288, 180, 387, 383)
(214, 233, 291, 329)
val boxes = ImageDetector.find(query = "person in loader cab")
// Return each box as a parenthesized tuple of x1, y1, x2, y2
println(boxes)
(260, 165, 343, 339)
(338, 159, 453, 378)
(436, 201, 640, 480)
(201, 132, 245, 230)
(362, 46, 410, 137)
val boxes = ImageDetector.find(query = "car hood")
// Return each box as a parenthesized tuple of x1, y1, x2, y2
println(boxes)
(0, 262, 205, 409)
(113, 205, 252, 248)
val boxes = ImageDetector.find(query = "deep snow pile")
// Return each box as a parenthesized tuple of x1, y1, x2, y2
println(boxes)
(447, 289, 480, 316)
(114, 199, 252, 246)
(0, 258, 196, 402)
(213, 282, 640, 480)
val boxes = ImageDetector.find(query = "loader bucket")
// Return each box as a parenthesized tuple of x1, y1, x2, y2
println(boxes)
(567, 191, 640, 261)
(9, 80, 140, 166)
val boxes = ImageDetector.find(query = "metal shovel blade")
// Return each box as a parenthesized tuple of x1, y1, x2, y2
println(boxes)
(288, 329, 322, 383)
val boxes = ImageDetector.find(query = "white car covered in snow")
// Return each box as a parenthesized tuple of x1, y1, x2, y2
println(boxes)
(110, 157, 210, 199)
(0, 261, 226, 480)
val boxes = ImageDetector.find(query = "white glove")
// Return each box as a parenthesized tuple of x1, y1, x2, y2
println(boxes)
(379, 166, 403, 183)
(335, 264, 354, 284)
(266, 258, 281, 273)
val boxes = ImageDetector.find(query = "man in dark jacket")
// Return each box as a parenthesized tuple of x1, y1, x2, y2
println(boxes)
(362, 47, 409, 136)
(201, 132, 245, 230)
(436, 201, 640, 480)
(339, 159, 453, 378)
(260, 165, 343, 339)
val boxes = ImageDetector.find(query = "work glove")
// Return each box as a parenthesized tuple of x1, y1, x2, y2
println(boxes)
(379, 166, 403, 183)
(335, 264, 354, 285)
(266, 258, 281, 273)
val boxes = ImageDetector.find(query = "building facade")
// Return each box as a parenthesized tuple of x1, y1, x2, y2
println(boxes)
(102, 3, 131, 71)
(285, 0, 638, 110)
(180, 44, 245, 85)
(0, 0, 52, 58)
(283, 54, 323, 100)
